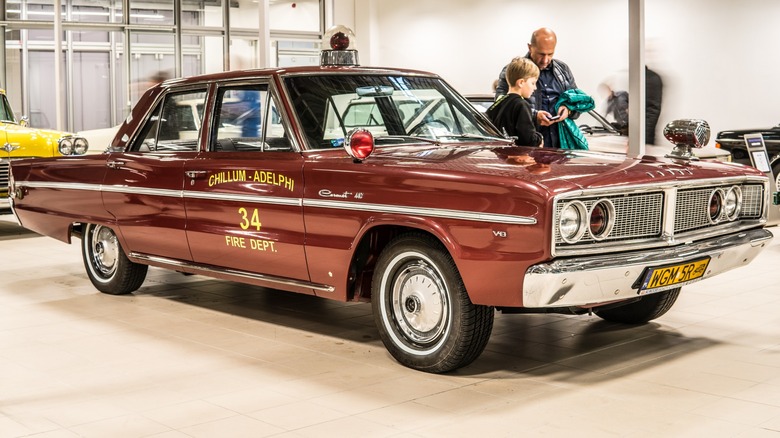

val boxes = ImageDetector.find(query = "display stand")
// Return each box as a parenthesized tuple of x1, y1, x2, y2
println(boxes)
(743, 133, 779, 225)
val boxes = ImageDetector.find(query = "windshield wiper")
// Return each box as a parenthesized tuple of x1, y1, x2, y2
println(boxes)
(435, 133, 513, 143)
(376, 135, 441, 146)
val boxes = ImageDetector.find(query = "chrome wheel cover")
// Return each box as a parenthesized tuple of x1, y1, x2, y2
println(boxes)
(383, 252, 450, 353)
(89, 225, 119, 279)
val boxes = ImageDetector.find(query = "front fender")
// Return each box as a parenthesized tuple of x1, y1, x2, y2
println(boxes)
(345, 213, 548, 307)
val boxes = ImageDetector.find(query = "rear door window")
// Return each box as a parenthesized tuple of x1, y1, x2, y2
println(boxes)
(130, 89, 208, 152)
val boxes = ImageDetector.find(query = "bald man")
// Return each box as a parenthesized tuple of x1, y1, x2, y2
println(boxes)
(495, 28, 578, 148)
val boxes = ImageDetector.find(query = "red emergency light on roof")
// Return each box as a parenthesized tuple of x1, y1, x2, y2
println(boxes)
(330, 31, 350, 50)
(320, 25, 359, 67)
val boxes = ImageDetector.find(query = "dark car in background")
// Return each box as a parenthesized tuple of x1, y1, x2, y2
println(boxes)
(715, 125, 780, 181)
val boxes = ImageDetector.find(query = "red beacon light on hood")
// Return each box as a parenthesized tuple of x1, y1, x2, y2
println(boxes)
(320, 25, 359, 67)
(344, 128, 374, 162)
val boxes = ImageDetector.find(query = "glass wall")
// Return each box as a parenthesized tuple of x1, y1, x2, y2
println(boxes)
(0, 0, 324, 133)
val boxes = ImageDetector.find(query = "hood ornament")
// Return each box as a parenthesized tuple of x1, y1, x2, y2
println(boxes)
(2, 142, 20, 154)
(663, 119, 710, 162)
(2, 142, 20, 162)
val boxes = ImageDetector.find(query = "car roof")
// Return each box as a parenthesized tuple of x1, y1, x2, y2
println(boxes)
(157, 65, 441, 90)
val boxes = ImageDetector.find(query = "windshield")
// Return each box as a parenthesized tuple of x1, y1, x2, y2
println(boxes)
(284, 74, 502, 150)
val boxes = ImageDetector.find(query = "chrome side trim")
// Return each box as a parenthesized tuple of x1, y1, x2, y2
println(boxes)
(19, 181, 103, 192)
(303, 198, 537, 225)
(129, 252, 335, 293)
(15, 181, 536, 225)
(101, 185, 181, 198)
(183, 190, 302, 207)
(524, 228, 773, 308)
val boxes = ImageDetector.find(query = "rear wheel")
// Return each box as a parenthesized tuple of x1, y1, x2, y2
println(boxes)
(82, 223, 147, 295)
(595, 288, 680, 324)
(372, 233, 494, 373)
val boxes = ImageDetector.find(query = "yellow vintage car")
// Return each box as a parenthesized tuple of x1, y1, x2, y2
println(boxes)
(1, 89, 89, 211)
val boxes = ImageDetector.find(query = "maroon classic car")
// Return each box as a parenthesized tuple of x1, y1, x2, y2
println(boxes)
(7, 30, 775, 373)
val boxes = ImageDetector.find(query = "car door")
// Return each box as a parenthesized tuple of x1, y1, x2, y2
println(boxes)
(183, 81, 310, 287)
(101, 87, 208, 261)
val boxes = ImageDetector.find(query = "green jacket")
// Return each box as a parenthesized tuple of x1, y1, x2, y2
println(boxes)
(555, 89, 595, 150)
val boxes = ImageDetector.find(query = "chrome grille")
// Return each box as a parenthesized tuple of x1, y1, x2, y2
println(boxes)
(554, 179, 767, 255)
(555, 192, 664, 244)
(0, 160, 8, 196)
(610, 194, 664, 239)
(674, 184, 765, 233)
(740, 184, 764, 218)
(674, 188, 711, 232)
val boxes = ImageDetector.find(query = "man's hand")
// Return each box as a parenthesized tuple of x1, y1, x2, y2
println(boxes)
(537, 110, 554, 126)
(557, 106, 570, 121)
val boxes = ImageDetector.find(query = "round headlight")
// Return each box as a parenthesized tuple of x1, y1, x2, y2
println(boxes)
(58, 137, 74, 155)
(724, 186, 742, 221)
(559, 201, 587, 243)
(73, 137, 89, 155)
(708, 189, 724, 224)
(589, 199, 615, 241)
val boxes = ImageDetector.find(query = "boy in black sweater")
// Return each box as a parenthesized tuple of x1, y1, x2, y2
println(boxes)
(486, 57, 543, 147)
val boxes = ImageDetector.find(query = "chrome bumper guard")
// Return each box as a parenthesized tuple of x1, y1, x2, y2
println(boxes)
(523, 228, 774, 308)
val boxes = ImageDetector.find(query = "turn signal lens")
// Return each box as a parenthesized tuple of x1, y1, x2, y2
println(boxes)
(588, 199, 615, 240)
(708, 189, 724, 224)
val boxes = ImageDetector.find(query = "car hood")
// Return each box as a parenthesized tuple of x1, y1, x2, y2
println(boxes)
(0, 123, 72, 157)
(717, 126, 780, 140)
(367, 142, 762, 193)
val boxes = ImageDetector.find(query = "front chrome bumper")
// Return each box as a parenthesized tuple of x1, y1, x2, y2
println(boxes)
(523, 228, 774, 308)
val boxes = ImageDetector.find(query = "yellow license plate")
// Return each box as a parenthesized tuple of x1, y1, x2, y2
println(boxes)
(640, 257, 710, 292)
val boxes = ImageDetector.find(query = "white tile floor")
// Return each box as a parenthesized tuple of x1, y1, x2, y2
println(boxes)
(1, 214, 780, 437)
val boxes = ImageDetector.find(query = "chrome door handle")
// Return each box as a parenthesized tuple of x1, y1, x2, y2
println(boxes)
(106, 160, 125, 169)
(185, 170, 209, 179)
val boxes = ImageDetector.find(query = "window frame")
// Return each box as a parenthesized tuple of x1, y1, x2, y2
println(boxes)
(128, 86, 209, 153)
(209, 79, 297, 153)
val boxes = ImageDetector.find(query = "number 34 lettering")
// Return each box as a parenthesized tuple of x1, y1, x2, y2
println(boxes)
(238, 207, 262, 230)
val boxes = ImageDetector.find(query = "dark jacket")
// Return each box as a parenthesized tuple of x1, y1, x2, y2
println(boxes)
(645, 67, 663, 144)
(486, 93, 543, 147)
(606, 90, 629, 132)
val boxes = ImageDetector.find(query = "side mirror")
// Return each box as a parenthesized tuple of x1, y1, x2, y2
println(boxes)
(19, 116, 30, 127)
(663, 119, 710, 161)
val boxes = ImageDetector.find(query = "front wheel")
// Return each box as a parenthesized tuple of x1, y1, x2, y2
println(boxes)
(82, 223, 147, 295)
(595, 288, 680, 324)
(372, 233, 494, 373)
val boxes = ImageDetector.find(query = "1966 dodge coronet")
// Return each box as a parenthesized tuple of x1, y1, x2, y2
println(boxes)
(8, 28, 774, 372)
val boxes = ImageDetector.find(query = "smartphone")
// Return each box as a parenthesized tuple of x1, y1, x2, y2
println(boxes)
(548, 114, 561, 121)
